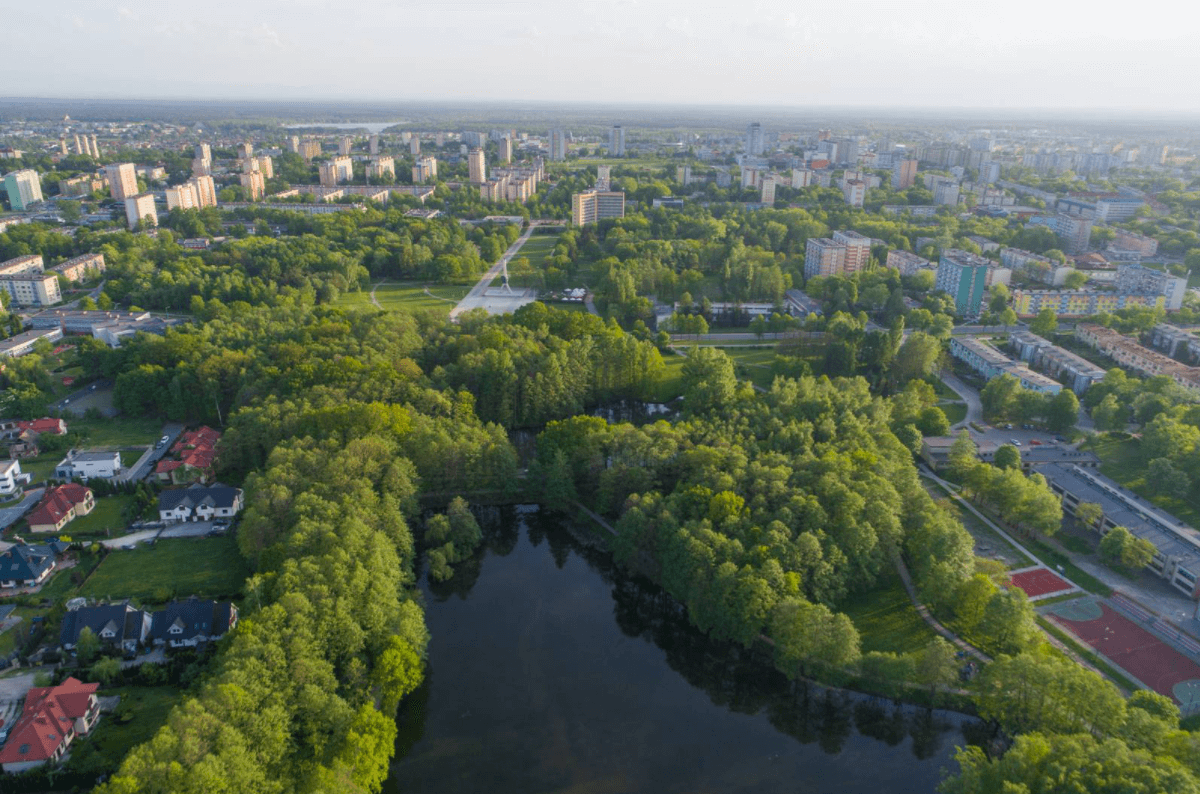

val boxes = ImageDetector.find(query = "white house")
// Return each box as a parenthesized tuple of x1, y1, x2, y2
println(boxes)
(158, 483, 243, 524)
(54, 449, 122, 481)
(0, 459, 31, 496)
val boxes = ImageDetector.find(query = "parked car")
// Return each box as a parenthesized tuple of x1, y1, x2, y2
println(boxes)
(1010, 439, 1022, 447)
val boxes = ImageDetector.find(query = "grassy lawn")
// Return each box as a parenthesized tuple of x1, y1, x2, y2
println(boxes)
(63, 495, 136, 537)
(335, 281, 460, 316)
(922, 478, 1033, 569)
(941, 402, 968, 424)
(840, 571, 939, 655)
(19, 455, 59, 485)
(120, 449, 145, 469)
(71, 416, 164, 449)
(650, 353, 688, 403)
(72, 687, 182, 772)
(1087, 434, 1200, 528)
(0, 606, 47, 657)
(515, 235, 557, 269)
(80, 534, 249, 605)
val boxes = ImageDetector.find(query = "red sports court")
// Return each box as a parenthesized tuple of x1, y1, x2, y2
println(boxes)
(1008, 567, 1074, 599)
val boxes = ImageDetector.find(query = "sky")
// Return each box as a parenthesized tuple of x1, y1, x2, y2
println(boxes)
(3, 0, 1200, 113)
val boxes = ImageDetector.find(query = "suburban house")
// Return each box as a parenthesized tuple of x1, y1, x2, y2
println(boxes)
(25, 484, 95, 533)
(0, 459, 31, 496)
(154, 426, 220, 485)
(150, 597, 238, 648)
(0, 543, 67, 589)
(59, 603, 152, 653)
(0, 677, 101, 773)
(54, 449, 122, 481)
(158, 483, 243, 524)
(1, 418, 67, 459)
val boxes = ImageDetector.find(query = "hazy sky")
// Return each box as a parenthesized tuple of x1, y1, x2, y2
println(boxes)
(3, 0, 1199, 112)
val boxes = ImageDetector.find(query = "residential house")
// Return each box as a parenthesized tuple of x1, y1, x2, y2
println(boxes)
(0, 543, 66, 589)
(25, 484, 94, 533)
(0, 678, 101, 773)
(0, 459, 30, 496)
(150, 597, 238, 648)
(154, 426, 220, 484)
(54, 449, 122, 481)
(59, 603, 152, 653)
(157, 483, 243, 524)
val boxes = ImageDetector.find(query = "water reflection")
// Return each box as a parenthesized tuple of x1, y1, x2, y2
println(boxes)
(391, 505, 978, 794)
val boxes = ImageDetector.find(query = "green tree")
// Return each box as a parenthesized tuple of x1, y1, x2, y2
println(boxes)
(891, 331, 942, 384)
(76, 626, 100, 664)
(993, 444, 1021, 470)
(90, 656, 121, 685)
(1091, 393, 1125, 431)
(1029, 307, 1058, 336)
(916, 636, 958, 700)
(1045, 388, 1079, 432)
(97, 291, 114, 310)
(947, 430, 979, 481)
(1099, 526, 1157, 571)
(1062, 270, 1088, 289)
(682, 347, 737, 410)
(980, 373, 1020, 420)
(1074, 501, 1103, 530)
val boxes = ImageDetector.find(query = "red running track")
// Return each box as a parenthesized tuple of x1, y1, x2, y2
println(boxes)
(1056, 603, 1200, 702)
(1009, 568, 1073, 598)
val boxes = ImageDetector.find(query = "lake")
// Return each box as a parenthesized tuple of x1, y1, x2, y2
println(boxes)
(282, 121, 406, 133)
(387, 506, 978, 794)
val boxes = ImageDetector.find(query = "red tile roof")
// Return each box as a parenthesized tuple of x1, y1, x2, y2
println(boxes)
(169, 426, 220, 456)
(26, 484, 92, 528)
(16, 418, 67, 436)
(0, 677, 97, 765)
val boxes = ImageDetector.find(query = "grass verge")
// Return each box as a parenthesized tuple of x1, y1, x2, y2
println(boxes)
(80, 534, 249, 605)
(839, 571, 939, 655)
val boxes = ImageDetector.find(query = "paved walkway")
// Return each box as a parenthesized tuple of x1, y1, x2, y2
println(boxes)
(891, 551, 990, 664)
(449, 224, 537, 320)
(938, 370, 983, 430)
(0, 488, 44, 533)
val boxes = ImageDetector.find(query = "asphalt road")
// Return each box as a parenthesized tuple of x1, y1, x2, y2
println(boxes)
(48, 379, 112, 413)
(122, 422, 186, 483)
(0, 488, 45, 533)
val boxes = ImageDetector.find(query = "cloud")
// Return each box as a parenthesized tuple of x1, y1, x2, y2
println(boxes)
(117, 6, 137, 20)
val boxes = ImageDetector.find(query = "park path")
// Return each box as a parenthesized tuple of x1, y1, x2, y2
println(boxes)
(369, 280, 385, 309)
(449, 224, 537, 320)
(938, 370, 983, 430)
(891, 551, 991, 664)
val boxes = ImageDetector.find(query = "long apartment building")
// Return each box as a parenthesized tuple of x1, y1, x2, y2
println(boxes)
(1149, 323, 1200, 364)
(1000, 246, 1073, 286)
(1077, 323, 1200, 391)
(50, 253, 105, 283)
(1115, 263, 1187, 310)
(948, 336, 1063, 394)
(1028, 213, 1093, 253)
(571, 190, 625, 225)
(1007, 330, 1107, 393)
(0, 255, 43, 276)
(318, 157, 354, 187)
(1009, 289, 1164, 318)
(1112, 229, 1158, 258)
(1042, 463, 1200, 598)
(803, 230, 871, 280)
(885, 250, 933, 276)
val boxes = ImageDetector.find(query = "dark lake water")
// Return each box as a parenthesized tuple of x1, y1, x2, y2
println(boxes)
(386, 505, 978, 794)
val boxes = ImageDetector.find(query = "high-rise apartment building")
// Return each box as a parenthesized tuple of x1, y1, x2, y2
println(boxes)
(165, 183, 197, 211)
(741, 166, 762, 189)
(300, 140, 322, 161)
(571, 190, 625, 225)
(842, 179, 866, 207)
(237, 142, 253, 160)
(338, 136, 353, 156)
(195, 143, 211, 161)
(3, 170, 43, 210)
(412, 156, 438, 183)
(1029, 214, 1093, 254)
(318, 156, 354, 187)
(255, 156, 274, 179)
(287, 136, 300, 154)
(468, 148, 486, 184)
(165, 176, 216, 210)
(760, 177, 776, 205)
(366, 157, 395, 181)
(933, 180, 960, 206)
(550, 130, 566, 162)
(804, 238, 847, 280)
(832, 230, 871, 273)
(190, 175, 217, 208)
(124, 193, 157, 229)
(892, 159, 918, 190)
(90, 135, 99, 157)
(240, 171, 266, 200)
(499, 137, 513, 164)
(596, 165, 611, 190)
(746, 123, 764, 156)
(192, 157, 212, 177)
(609, 125, 625, 157)
(936, 249, 992, 315)
(410, 136, 421, 156)
(369, 134, 380, 155)
(792, 169, 812, 189)
(104, 163, 138, 202)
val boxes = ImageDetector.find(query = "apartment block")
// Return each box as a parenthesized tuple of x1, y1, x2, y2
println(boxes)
(549, 130, 566, 161)
(191, 157, 212, 177)
(195, 143, 211, 161)
(499, 137, 513, 164)
(842, 179, 866, 207)
(0, 255, 44, 276)
(1112, 229, 1158, 257)
(190, 175, 217, 208)
(299, 140, 323, 161)
(50, 253, 105, 283)
(468, 148, 486, 184)
(0, 272, 62, 307)
(936, 249, 992, 315)
(237, 142, 253, 161)
(240, 171, 266, 200)
(1010, 289, 1163, 318)
(609, 125, 625, 157)
(412, 156, 438, 183)
(1029, 214, 1093, 253)
(124, 193, 157, 229)
(104, 163, 138, 202)
(803, 238, 845, 280)
(1007, 330, 1106, 393)
(886, 250, 932, 276)
(1000, 247, 1073, 286)
(58, 175, 105, 196)
(410, 136, 421, 156)
(1115, 263, 1186, 310)
(760, 177, 776, 205)
(948, 337, 1062, 394)
(891, 158, 917, 190)
(338, 136, 353, 157)
(3, 169, 43, 210)
(571, 190, 625, 225)
(1076, 323, 1200, 391)
(366, 157, 395, 181)
(791, 169, 812, 189)
(318, 156, 354, 187)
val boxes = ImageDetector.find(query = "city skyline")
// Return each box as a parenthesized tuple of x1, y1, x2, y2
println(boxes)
(3, 0, 1200, 114)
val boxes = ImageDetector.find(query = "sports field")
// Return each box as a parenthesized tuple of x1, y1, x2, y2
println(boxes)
(1045, 597, 1200, 705)
(1009, 567, 1075, 599)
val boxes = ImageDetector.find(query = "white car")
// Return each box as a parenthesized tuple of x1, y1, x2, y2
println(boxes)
(1010, 439, 1022, 447)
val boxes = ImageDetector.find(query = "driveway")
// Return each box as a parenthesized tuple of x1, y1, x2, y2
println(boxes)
(100, 520, 224, 548)
(121, 422, 186, 483)
(938, 370, 983, 429)
(0, 488, 45, 533)
(48, 379, 114, 416)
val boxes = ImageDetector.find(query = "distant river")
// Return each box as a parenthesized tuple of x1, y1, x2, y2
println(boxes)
(386, 506, 979, 794)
